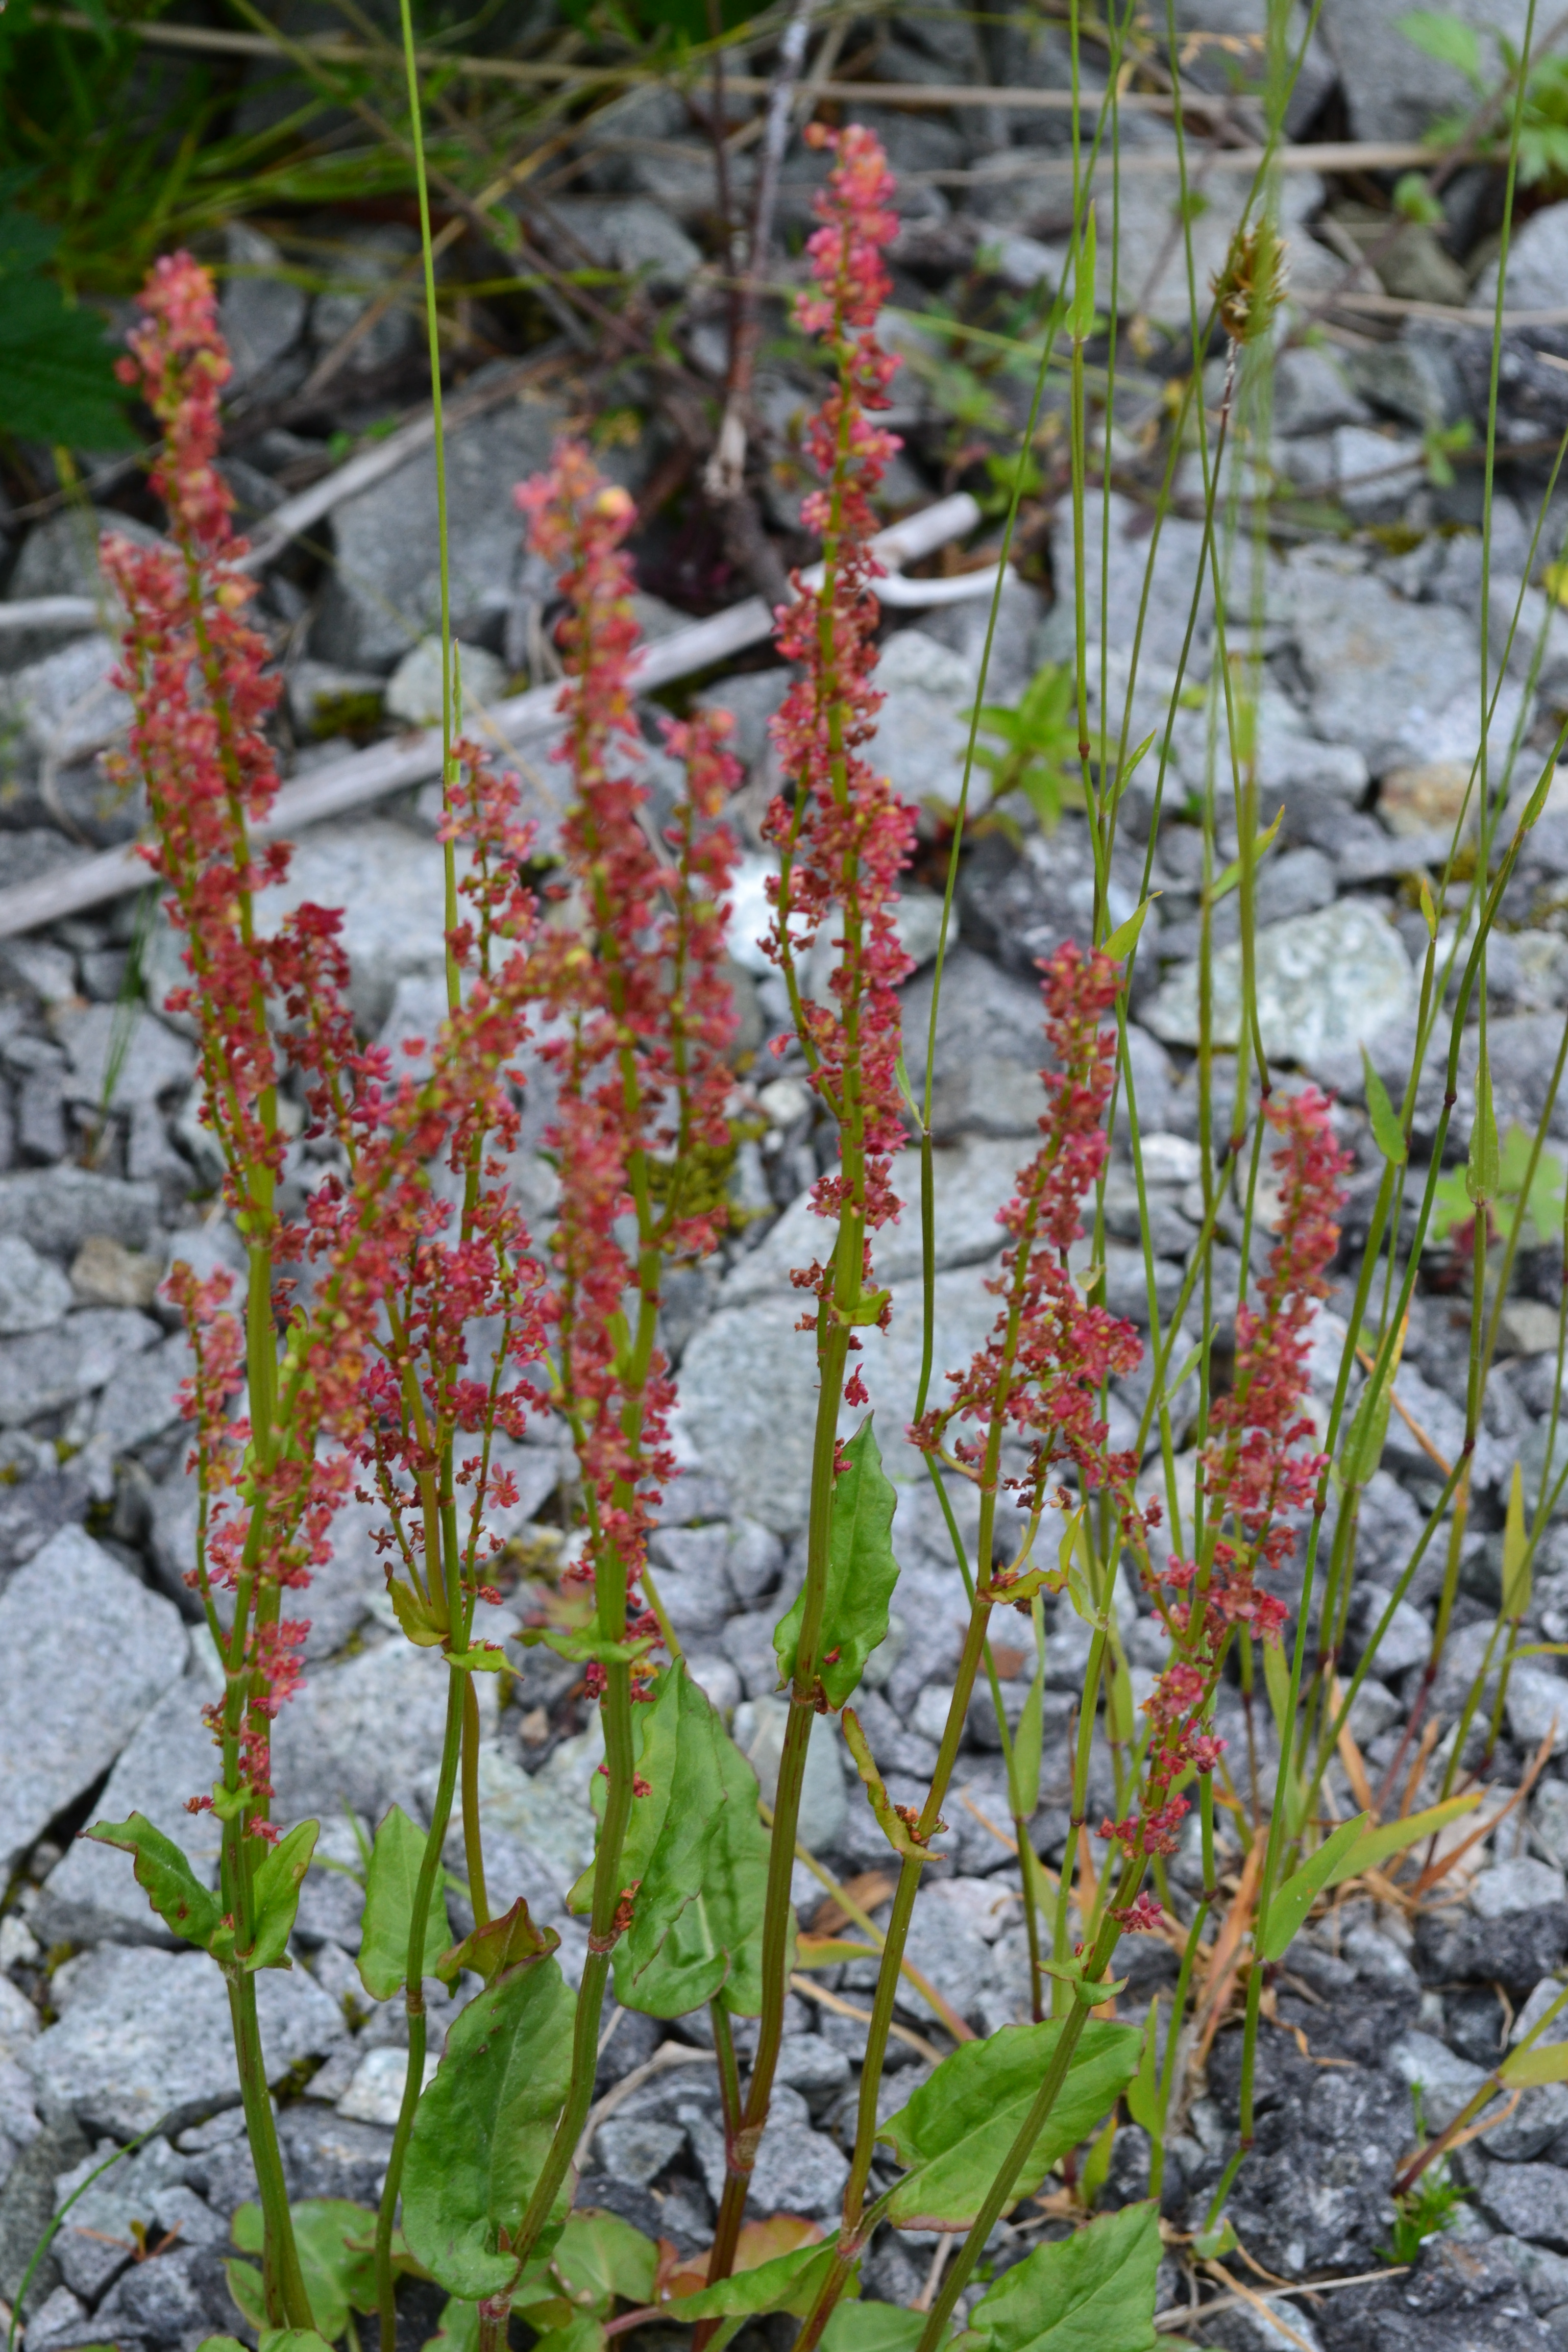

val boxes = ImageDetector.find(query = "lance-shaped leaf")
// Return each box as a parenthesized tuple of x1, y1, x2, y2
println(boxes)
(842, 1709, 939, 1864)
(1502, 2041, 1568, 2088)
(437, 1895, 560, 1990)
(1123, 2000, 1162, 2148)
(1468, 1038, 1500, 1207)
(774, 1417, 900, 1710)
(85, 1813, 222, 1951)
(517, 1626, 657, 1667)
(663, 2238, 840, 2320)
(359, 1805, 453, 2002)
(1256, 1814, 1368, 1964)
(1362, 1051, 1408, 1165)
(878, 2020, 1141, 2230)
(597, 1662, 773, 2018)
(246, 1821, 318, 1972)
(1321, 1793, 1479, 1888)
(1007, 1598, 1047, 1822)
(401, 1948, 575, 2296)
(962, 2200, 1161, 2352)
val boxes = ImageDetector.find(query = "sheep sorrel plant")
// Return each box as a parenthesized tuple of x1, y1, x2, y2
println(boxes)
(75, 56, 1568, 2352)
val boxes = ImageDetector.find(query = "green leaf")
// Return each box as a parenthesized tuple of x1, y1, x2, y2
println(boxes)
(359, 1805, 453, 2003)
(233, 2200, 380, 2342)
(388, 1578, 447, 1647)
(1398, 8, 1485, 86)
(1102, 898, 1156, 964)
(963, 2201, 1161, 2352)
(84, 1812, 222, 1950)
(0, 271, 136, 449)
(842, 1707, 940, 1862)
(1362, 1054, 1408, 1165)
(247, 1820, 318, 1971)
(663, 2238, 840, 2320)
(198, 2339, 251, 2352)
(402, 1945, 575, 2297)
(1326, 1793, 1480, 1884)
(822, 2307, 930, 2352)
(436, 1895, 559, 1989)
(517, 1625, 656, 1667)
(1467, 1042, 1500, 1207)
(548, 2211, 658, 2311)
(1068, 204, 1098, 341)
(1257, 1814, 1369, 1963)
(224, 2259, 267, 2336)
(774, 1416, 900, 1710)
(1504, 1460, 1532, 1620)
(1393, 172, 1447, 225)
(1501, 2041, 1568, 2087)
(1211, 806, 1284, 903)
(879, 2020, 1142, 2229)
(258, 2336, 338, 2352)
(424, 2301, 480, 2352)
(1077, 2111, 1117, 2210)
(1124, 2000, 1162, 2144)
(602, 1661, 773, 2018)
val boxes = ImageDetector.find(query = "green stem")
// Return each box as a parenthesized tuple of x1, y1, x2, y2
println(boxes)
(230, 1967, 315, 2330)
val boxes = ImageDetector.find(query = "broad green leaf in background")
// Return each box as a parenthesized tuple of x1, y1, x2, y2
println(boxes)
(258, 2336, 337, 2352)
(0, 203, 136, 448)
(528, 2317, 605, 2352)
(879, 2020, 1142, 2228)
(232, 2201, 379, 2343)
(663, 2238, 842, 2320)
(594, 1662, 772, 2018)
(962, 2201, 1162, 2352)
(425, 2301, 480, 2352)
(85, 1812, 222, 1950)
(359, 1805, 453, 2002)
(401, 1942, 575, 2296)
(247, 1820, 318, 1971)
(1124, 1999, 1162, 2150)
(437, 1895, 559, 1990)
(546, 2211, 658, 2313)
(1257, 1814, 1368, 1963)
(775, 1417, 901, 1710)
(823, 2307, 933, 2352)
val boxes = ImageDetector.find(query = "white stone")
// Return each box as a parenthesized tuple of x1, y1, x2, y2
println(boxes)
(0, 1528, 185, 1877)
(1145, 900, 1414, 1077)
(1477, 202, 1568, 318)
(1508, 1665, 1568, 1757)
(1471, 1857, 1568, 1919)
(0, 1234, 70, 1335)
(30, 1943, 344, 2137)
(337, 2044, 437, 2126)
(735, 1693, 845, 1854)
(722, 1134, 1019, 1304)
(385, 635, 507, 729)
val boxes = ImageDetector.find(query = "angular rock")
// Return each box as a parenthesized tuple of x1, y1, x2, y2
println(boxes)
(1472, 1859, 1568, 1919)
(723, 1133, 1021, 1304)
(0, 1528, 185, 1876)
(385, 633, 507, 728)
(864, 629, 978, 811)
(896, 945, 1054, 1140)
(37, 1667, 223, 1947)
(1321, 0, 1534, 143)
(0, 1167, 159, 1257)
(0, 1305, 159, 1426)
(1288, 553, 1529, 777)
(1146, 900, 1414, 1079)
(734, 1694, 845, 1853)
(272, 1636, 458, 1825)
(1478, 203, 1568, 319)
(1482, 2165, 1568, 2255)
(595, 2116, 684, 2188)
(92, 2241, 237, 2346)
(675, 1261, 997, 1534)
(69, 1235, 164, 1311)
(57, 1002, 195, 1114)
(1416, 1904, 1568, 1999)
(31, 1943, 344, 2138)
(313, 390, 571, 669)
(0, 1234, 70, 1335)
(222, 223, 308, 391)
(91, 1328, 190, 1455)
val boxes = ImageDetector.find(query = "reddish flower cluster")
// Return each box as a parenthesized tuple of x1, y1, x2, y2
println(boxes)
(517, 440, 740, 1607)
(1101, 1086, 1349, 1871)
(764, 125, 916, 1378)
(912, 943, 1145, 1510)
(112, 256, 554, 1833)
